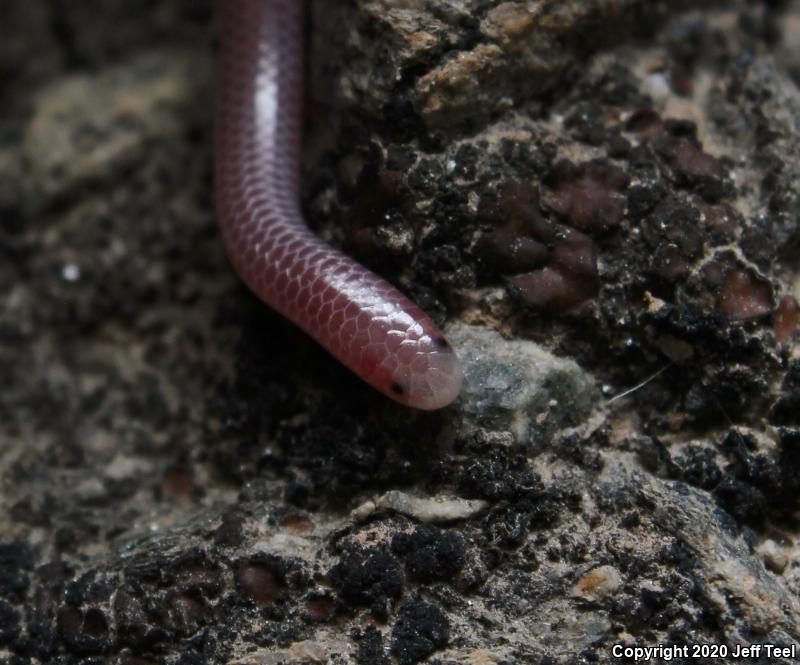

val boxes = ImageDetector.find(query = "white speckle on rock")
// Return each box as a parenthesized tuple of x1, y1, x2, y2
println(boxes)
(643, 72, 671, 101)
(758, 539, 788, 575)
(103, 453, 154, 482)
(61, 263, 80, 281)
(352, 490, 489, 523)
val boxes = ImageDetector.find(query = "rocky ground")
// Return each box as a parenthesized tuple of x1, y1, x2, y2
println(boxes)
(2, 0, 800, 663)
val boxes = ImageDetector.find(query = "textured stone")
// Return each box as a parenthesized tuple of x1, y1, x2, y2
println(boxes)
(2, 1, 800, 663)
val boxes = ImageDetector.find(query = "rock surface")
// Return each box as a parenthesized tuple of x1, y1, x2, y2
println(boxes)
(2, 1, 800, 663)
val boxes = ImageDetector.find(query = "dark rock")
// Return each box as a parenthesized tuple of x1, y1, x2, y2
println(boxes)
(391, 525, 466, 584)
(390, 600, 449, 665)
(329, 550, 405, 619)
(355, 625, 390, 665)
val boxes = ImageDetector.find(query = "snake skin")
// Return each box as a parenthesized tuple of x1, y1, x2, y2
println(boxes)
(214, 0, 463, 409)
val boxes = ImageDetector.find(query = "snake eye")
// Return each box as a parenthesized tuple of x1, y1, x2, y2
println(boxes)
(432, 336, 449, 349)
(390, 382, 406, 396)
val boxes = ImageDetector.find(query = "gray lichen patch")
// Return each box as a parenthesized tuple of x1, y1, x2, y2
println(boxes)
(448, 323, 600, 443)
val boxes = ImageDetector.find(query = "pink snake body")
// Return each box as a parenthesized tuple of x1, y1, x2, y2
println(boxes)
(215, 0, 463, 409)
